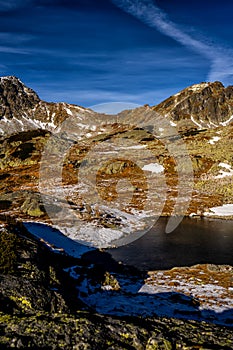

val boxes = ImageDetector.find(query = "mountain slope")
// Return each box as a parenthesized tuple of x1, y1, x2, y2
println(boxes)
(1, 76, 233, 136)
(0, 76, 232, 230)
(153, 81, 233, 130)
(0, 76, 94, 136)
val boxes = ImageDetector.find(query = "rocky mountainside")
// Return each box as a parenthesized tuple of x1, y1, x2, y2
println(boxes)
(0, 77, 232, 229)
(0, 76, 40, 118)
(1, 77, 233, 137)
(153, 81, 233, 131)
(0, 76, 94, 136)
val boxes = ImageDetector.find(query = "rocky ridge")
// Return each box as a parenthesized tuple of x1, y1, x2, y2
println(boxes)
(1, 77, 233, 136)
(0, 77, 232, 228)
(0, 76, 94, 136)
(153, 81, 233, 131)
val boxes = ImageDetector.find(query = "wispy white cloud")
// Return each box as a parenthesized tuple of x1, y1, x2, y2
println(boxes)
(0, 32, 34, 43)
(34, 84, 177, 107)
(0, 32, 35, 55)
(111, 0, 233, 85)
(0, 45, 29, 54)
(0, 0, 30, 11)
(89, 102, 141, 114)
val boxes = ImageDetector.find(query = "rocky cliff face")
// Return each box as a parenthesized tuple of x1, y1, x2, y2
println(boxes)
(0, 76, 94, 136)
(0, 76, 40, 119)
(0, 76, 39, 135)
(1, 77, 233, 137)
(153, 81, 233, 130)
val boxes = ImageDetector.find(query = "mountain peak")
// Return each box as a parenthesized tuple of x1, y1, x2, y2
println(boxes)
(187, 81, 224, 92)
(0, 75, 40, 100)
(0, 76, 40, 121)
(153, 81, 233, 129)
(0, 76, 94, 136)
(1, 75, 22, 82)
(1, 77, 233, 137)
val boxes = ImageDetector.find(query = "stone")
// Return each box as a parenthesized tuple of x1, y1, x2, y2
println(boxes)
(21, 197, 45, 217)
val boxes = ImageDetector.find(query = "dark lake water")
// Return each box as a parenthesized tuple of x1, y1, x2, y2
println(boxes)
(108, 217, 233, 271)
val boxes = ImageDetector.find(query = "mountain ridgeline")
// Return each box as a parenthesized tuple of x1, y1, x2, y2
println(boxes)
(0, 76, 93, 136)
(0, 75, 232, 221)
(0, 76, 233, 136)
(153, 81, 233, 130)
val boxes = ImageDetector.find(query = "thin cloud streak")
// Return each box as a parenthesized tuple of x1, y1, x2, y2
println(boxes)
(0, 0, 30, 11)
(111, 0, 233, 84)
(0, 33, 34, 43)
(34, 85, 178, 107)
(0, 46, 29, 54)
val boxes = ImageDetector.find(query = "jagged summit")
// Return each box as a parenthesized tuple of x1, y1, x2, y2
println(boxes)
(1, 77, 233, 136)
(1, 75, 24, 83)
(189, 81, 224, 91)
(0, 76, 40, 101)
(0, 76, 40, 120)
(153, 81, 233, 129)
(0, 76, 94, 136)
(1, 75, 23, 83)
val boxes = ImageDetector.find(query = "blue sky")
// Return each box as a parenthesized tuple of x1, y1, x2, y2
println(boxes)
(0, 0, 233, 108)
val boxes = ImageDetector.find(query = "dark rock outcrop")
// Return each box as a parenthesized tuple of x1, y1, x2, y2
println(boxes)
(0, 76, 40, 120)
(0, 76, 94, 136)
(0, 223, 233, 349)
(153, 81, 233, 129)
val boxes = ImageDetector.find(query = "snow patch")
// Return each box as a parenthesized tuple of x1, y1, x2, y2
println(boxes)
(142, 163, 164, 173)
(220, 115, 233, 126)
(170, 120, 177, 127)
(126, 145, 147, 150)
(74, 105, 92, 114)
(209, 121, 218, 128)
(65, 107, 73, 116)
(219, 162, 232, 170)
(59, 223, 124, 248)
(190, 83, 209, 92)
(209, 136, 220, 145)
(191, 116, 203, 129)
(77, 123, 89, 129)
(70, 266, 233, 326)
(215, 162, 233, 179)
(34, 119, 57, 130)
(23, 222, 95, 258)
(204, 204, 233, 217)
